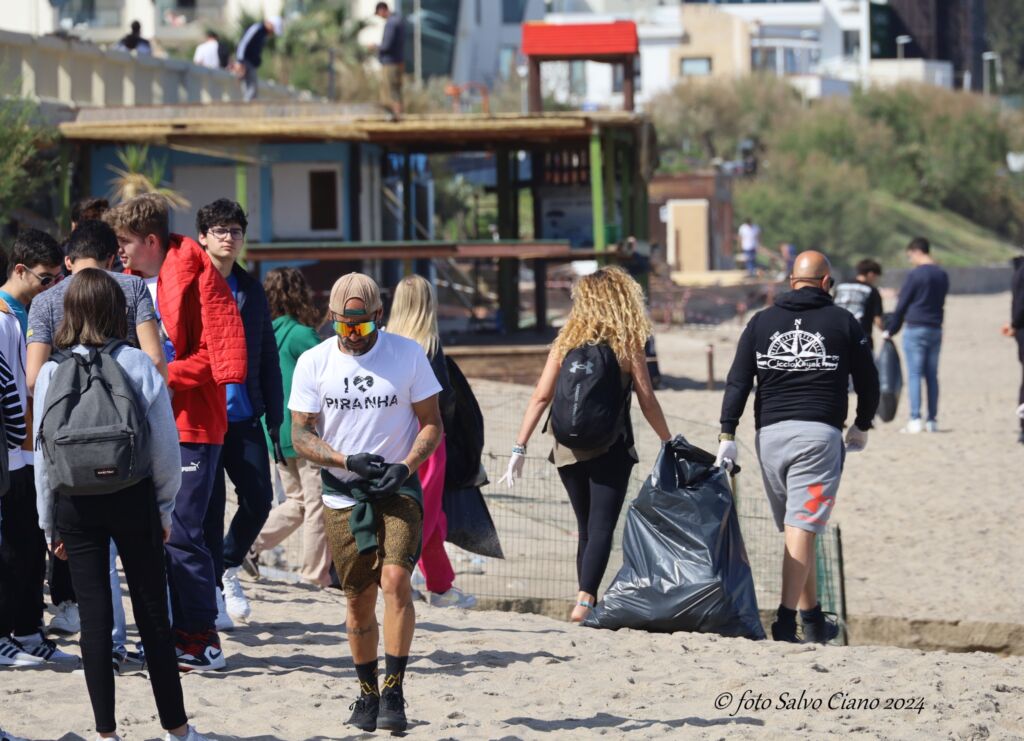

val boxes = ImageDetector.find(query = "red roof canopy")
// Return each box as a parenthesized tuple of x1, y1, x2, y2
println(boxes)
(521, 21, 638, 59)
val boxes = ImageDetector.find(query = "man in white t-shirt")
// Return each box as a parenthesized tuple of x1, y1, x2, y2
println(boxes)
(289, 272, 441, 735)
(737, 218, 761, 277)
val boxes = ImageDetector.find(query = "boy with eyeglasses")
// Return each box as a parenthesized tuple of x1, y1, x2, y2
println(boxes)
(290, 272, 442, 734)
(104, 195, 247, 672)
(195, 199, 284, 630)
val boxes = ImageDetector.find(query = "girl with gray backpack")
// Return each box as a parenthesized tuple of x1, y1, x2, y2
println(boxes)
(33, 269, 210, 741)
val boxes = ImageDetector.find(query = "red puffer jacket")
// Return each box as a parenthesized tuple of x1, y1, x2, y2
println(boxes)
(133, 234, 247, 445)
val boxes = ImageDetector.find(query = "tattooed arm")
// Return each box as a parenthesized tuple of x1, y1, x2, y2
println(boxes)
(401, 394, 442, 474)
(291, 411, 349, 469)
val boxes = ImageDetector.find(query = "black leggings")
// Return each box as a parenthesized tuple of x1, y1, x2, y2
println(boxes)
(557, 441, 635, 597)
(0, 467, 46, 637)
(1017, 330, 1024, 432)
(56, 480, 187, 734)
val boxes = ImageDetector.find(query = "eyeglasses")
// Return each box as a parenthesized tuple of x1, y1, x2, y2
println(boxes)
(207, 227, 245, 240)
(24, 267, 63, 287)
(333, 320, 377, 338)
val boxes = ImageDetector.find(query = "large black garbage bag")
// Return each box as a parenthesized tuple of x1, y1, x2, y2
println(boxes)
(443, 357, 485, 490)
(583, 435, 765, 639)
(442, 486, 504, 559)
(876, 338, 903, 423)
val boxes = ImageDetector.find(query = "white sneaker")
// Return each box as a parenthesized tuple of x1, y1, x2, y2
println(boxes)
(901, 418, 924, 434)
(411, 566, 426, 590)
(48, 601, 81, 634)
(1, 728, 28, 741)
(925, 420, 938, 433)
(15, 630, 79, 664)
(428, 587, 477, 609)
(223, 567, 251, 621)
(0, 637, 44, 667)
(165, 725, 210, 741)
(215, 588, 235, 632)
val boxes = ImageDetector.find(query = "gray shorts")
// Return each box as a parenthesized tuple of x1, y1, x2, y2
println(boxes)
(754, 421, 845, 534)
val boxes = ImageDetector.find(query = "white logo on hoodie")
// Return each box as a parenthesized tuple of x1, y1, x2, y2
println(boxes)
(757, 319, 840, 372)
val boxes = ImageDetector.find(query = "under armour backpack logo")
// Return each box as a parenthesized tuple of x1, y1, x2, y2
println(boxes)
(569, 361, 594, 375)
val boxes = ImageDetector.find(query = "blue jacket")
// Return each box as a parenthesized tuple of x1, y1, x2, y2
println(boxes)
(886, 263, 949, 334)
(379, 14, 405, 65)
(231, 264, 284, 431)
(236, 22, 269, 68)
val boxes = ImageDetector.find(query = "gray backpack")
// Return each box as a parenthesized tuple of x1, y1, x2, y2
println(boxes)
(38, 341, 150, 495)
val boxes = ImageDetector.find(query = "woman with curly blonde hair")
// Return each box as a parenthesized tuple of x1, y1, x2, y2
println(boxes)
(500, 266, 670, 622)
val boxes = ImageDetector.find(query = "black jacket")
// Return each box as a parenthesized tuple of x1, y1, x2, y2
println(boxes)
(1012, 256, 1024, 330)
(236, 22, 269, 68)
(721, 287, 880, 434)
(231, 264, 284, 432)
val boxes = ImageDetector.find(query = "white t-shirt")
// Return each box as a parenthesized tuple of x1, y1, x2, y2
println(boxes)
(738, 223, 760, 252)
(193, 38, 220, 68)
(288, 331, 442, 509)
(0, 311, 26, 471)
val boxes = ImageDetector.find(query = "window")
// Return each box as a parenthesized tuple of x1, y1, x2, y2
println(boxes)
(751, 47, 777, 73)
(501, 0, 527, 24)
(612, 61, 642, 92)
(679, 57, 712, 77)
(842, 30, 860, 59)
(569, 60, 586, 98)
(498, 46, 517, 80)
(309, 171, 339, 231)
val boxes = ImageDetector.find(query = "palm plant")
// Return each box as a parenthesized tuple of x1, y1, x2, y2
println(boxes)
(107, 145, 189, 208)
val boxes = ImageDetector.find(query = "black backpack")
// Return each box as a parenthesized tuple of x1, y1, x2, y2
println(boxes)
(550, 343, 631, 451)
(38, 341, 150, 496)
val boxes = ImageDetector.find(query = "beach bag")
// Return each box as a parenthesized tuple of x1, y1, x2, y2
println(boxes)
(550, 343, 630, 450)
(584, 436, 765, 640)
(876, 338, 903, 423)
(443, 357, 485, 490)
(38, 341, 151, 495)
(442, 485, 504, 559)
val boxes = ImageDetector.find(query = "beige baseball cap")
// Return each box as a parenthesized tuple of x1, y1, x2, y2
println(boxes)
(330, 272, 382, 315)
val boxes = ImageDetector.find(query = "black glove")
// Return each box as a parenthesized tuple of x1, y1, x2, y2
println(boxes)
(268, 426, 286, 465)
(345, 452, 386, 481)
(369, 463, 410, 495)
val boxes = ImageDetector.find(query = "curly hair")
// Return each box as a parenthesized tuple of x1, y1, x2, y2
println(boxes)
(263, 267, 324, 329)
(195, 198, 248, 235)
(552, 266, 651, 362)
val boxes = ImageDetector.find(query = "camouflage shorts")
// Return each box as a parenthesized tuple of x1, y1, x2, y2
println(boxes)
(323, 495, 422, 597)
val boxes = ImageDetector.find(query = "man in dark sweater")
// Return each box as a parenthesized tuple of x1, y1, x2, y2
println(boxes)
(883, 237, 949, 433)
(234, 15, 282, 101)
(375, 2, 405, 115)
(1001, 254, 1024, 443)
(717, 251, 879, 644)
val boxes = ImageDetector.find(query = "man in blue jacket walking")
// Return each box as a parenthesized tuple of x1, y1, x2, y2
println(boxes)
(884, 237, 950, 434)
(375, 2, 405, 115)
(197, 199, 285, 628)
(235, 15, 283, 101)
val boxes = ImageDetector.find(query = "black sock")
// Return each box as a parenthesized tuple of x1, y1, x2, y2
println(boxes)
(382, 654, 408, 695)
(800, 603, 824, 623)
(355, 660, 379, 698)
(776, 604, 797, 629)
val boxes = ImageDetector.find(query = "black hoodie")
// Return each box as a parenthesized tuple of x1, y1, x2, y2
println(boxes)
(1011, 256, 1024, 330)
(720, 287, 880, 434)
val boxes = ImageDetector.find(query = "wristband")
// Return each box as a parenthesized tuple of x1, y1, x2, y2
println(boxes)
(512, 444, 527, 455)
(718, 433, 735, 442)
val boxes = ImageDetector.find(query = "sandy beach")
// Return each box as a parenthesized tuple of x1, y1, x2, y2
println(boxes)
(2, 293, 1023, 740)
(3, 578, 1023, 740)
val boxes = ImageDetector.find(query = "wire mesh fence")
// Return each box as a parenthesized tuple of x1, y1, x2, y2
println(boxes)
(249, 384, 846, 638)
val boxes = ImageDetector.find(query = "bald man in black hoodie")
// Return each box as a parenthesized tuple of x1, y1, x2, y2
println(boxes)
(716, 251, 879, 644)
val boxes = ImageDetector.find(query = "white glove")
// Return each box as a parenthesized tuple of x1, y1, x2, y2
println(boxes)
(497, 452, 525, 488)
(715, 440, 738, 472)
(845, 425, 868, 452)
(1017, 403, 1024, 420)
(882, 331, 891, 340)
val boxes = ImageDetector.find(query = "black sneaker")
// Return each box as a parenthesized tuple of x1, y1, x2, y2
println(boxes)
(241, 548, 261, 580)
(376, 690, 408, 733)
(112, 645, 128, 675)
(347, 694, 379, 732)
(771, 621, 800, 643)
(802, 613, 841, 644)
